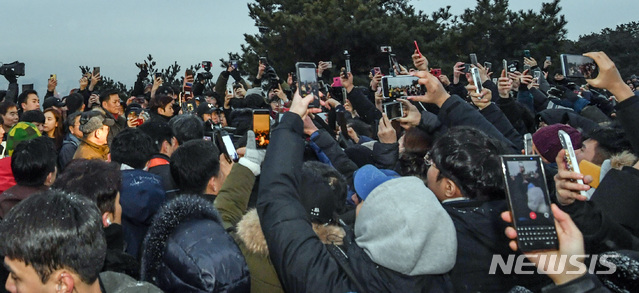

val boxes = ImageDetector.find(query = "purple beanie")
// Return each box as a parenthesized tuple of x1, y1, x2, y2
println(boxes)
(532, 124, 582, 163)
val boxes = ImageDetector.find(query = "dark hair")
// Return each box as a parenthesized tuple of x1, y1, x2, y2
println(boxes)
(99, 89, 120, 105)
(19, 110, 45, 124)
(149, 94, 174, 114)
(52, 159, 120, 215)
(397, 128, 434, 183)
(64, 93, 85, 114)
(43, 108, 64, 150)
(11, 136, 56, 186)
(17, 89, 38, 108)
(169, 114, 204, 145)
(64, 112, 82, 135)
(170, 140, 219, 194)
(0, 100, 16, 115)
(110, 128, 155, 169)
(584, 127, 632, 163)
(303, 161, 348, 215)
(0, 190, 106, 284)
(430, 126, 505, 200)
(138, 119, 175, 153)
(347, 118, 372, 138)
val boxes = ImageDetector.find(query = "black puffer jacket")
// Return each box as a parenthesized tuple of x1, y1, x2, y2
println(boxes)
(141, 195, 250, 292)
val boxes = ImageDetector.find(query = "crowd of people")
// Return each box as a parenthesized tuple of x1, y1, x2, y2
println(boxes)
(0, 45, 637, 293)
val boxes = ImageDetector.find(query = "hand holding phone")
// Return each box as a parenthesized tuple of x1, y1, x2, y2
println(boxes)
(414, 40, 422, 58)
(253, 109, 271, 149)
(558, 130, 589, 199)
(470, 67, 483, 95)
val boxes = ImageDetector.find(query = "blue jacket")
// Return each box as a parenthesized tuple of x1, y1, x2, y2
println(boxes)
(120, 169, 166, 259)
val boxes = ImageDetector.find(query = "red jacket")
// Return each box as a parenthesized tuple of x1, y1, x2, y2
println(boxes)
(0, 157, 16, 194)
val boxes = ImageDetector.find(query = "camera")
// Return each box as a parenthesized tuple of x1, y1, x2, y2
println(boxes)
(0, 61, 25, 77)
(380, 46, 392, 53)
(259, 57, 280, 92)
(197, 61, 213, 80)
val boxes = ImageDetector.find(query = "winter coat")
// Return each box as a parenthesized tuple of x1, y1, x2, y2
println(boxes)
(591, 164, 639, 236)
(257, 112, 456, 292)
(0, 185, 48, 219)
(73, 139, 110, 161)
(103, 108, 127, 147)
(120, 169, 166, 259)
(615, 95, 639, 154)
(0, 157, 15, 194)
(147, 154, 179, 200)
(215, 163, 346, 293)
(444, 199, 552, 292)
(141, 195, 250, 292)
(58, 133, 80, 171)
(99, 271, 162, 293)
(102, 224, 140, 280)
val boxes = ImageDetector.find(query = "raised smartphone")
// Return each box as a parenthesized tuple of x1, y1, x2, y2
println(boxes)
(523, 133, 533, 155)
(383, 101, 403, 121)
(560, 54, 599, 79)
(558, 129, 589, 199)
(470, 67, 483, 95)
(295, 62, 320, 108)
(381, 76, 426, 99)
(501, 155, 558, 252)
(253, 109, 270, 149)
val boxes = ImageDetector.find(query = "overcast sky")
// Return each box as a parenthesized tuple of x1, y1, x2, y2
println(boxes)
(1, 0, 635, 96)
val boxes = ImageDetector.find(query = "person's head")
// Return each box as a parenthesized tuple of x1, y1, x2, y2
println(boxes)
(99, 89, 121, 115)
(233, 83, 246, 97)
(0, 190, 106, 292)
(169, 114, 204, 145)
(19, 110, 45, 133)
(427, 127, 505, 202)
(532, 124, 582, 163)
(149, 94, 174, 118)
(352, 165, 400, 215)
(11, 136, 57, 187)
(79, 110, 114, 145)
(110, 128, 155, 169)
(5, 122, 41, 156)
(64, 112, 82, 138)
(219, 111, 227, 127)
(0, 100, 19, 129)
(196, 103, 218, 123)
(138, 119, 178, 157)
(170, 140, 221, 195)
(300, 161, 348, 223)
(63, 93, 85, 114)
(17, 90, 39, 112)
(43, 108, 63, 138)
(577, 127, 631, 165)
(41, 97, 65, 112)
(52, 159, 122, 227)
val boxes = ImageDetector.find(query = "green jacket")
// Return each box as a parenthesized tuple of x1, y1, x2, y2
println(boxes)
(214, 163, 284, 293)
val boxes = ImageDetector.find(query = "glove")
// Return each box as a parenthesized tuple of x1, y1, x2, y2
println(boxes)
(239, 130, 266, 176)
(3, 71, 17, 83)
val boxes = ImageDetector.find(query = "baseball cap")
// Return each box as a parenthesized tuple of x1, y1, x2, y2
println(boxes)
(353, 164, 400, 201)
(6, 122, 41, 156)
(196, 103, 217, 118)
(79, 111, 115, 134)
(42, 97, 66, 110)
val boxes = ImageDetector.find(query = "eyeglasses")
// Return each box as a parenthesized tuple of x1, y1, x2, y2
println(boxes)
(424, 151, 433, 167)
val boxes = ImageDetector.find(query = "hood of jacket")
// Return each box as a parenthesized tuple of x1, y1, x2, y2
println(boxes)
(141, 195, 250, 293)
(237, 209, 345, 257)
(354, 176, 457, 276)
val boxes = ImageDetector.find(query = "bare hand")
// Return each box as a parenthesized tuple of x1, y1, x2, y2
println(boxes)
(406, 70, 450, 108)
(396, 99, 421, 129)
(377, 113, 397, 143)
(554, 149, 591, 205)
(583, 51, 634, 101)
(302, 115, 319, 136)
(498, 70, 512, 98)
(412, 50, 429, 71)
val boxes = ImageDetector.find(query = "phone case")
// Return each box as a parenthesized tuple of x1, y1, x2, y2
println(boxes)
(579, 160, 601, 188)
(471, 67, 483, 95)
(558, 130, 589, 199)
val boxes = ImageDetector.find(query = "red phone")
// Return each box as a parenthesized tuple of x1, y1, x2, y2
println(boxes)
(430, 68, 442, 77)
(414, 40, 422, 58)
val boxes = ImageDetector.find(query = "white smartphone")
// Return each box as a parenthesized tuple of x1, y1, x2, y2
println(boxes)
(558, 130, 589, 199)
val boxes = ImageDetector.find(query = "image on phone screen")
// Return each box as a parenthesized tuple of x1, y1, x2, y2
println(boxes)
(383, 101, 403, 121)
(253, 110, 270, 149)
(381, 76, 426, 99)
(501, 155, 558, 252)
(560, 54, 598, 79)
(296, 62, 320, 108)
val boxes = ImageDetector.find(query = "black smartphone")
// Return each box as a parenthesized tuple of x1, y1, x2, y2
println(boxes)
(336, 110, 349, 136)
(484, 62, 492, 72)
(463, 63, 471, 73)
(383, 101, 403, 121)
(389, 54, 400, 74)
(22, 84, 34, 92)
(560, 54, 599, 79)
(215, 130, 239, 163)
(501, 155, 558, 252)
(381, 76, 426, 99)
(508, 61, 519, 73)
(93, 66, 100, 76)
(155, 72, 162, 79)
(343, 50, 351, 73)
(253, 109, 270, 149)
(524, 50, 531, 58)
(259, 57, 269, 66)
(295, 62, 320, 108)
(469, 53, 478, 66)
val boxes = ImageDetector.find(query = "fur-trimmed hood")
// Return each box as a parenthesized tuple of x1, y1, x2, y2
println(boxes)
(141, 195, 250, 293)
(236, 209, 345, 256)
(609, 151, 637, 169)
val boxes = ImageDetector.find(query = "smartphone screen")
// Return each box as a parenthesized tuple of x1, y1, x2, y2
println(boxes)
(390, 54, 400, 74)
(295, 62, 320, 108)
(524, 50, 531, 58)
(253, 109, 270, 149)
(560, 54, 599, 79)
(470, 67, 483, 95)
(221, 133, 239, 162)
(383, 101, 403, 120)
(381, 76, 426, 99)
(501, 155, 558, 252)
(523, 133, 533, 155)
